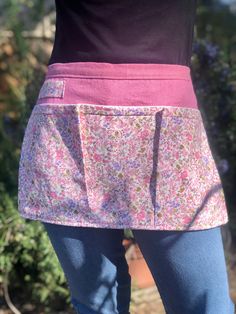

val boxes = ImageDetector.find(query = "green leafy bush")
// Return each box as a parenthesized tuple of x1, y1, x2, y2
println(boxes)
(0, 5, 73, 310)
(0, 184, 71, 313)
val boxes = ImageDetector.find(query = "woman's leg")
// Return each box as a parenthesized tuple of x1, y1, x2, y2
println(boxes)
(132, 226, 235, 314)
(42, 222, 131, 314)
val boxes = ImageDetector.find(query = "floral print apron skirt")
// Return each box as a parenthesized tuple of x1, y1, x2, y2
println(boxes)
(17, 62, 229, 230)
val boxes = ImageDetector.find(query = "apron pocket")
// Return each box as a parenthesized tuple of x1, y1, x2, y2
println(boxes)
(78, 104, 226, 229)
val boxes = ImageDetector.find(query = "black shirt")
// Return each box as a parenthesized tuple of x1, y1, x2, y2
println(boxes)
(48, 0, 198, 66)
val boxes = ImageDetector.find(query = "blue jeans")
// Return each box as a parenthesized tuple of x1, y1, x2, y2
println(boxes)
(42, 222, 235, 314)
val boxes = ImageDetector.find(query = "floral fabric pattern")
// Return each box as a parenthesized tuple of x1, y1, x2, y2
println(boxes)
(18, 103, 229, 231)
(38, 79, 65, 99)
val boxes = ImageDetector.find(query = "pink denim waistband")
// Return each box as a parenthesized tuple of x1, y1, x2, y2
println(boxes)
(37, 62, 198, 108)
(46, 62, 191, 80)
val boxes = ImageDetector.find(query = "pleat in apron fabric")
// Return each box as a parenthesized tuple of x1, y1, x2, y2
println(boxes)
(17, 62, 229, 230)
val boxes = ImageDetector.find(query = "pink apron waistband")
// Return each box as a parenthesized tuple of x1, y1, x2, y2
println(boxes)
(46, 62, 191, 80)
(37, 62, 198, 109)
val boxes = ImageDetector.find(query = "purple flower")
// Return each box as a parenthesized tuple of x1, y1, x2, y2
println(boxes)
(112, 161, 121, 170)
(217, 159, 229, 174)
(205, 42, 219, 59)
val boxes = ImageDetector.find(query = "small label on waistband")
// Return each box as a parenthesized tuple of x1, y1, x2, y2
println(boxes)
(38, 79, 65, 99)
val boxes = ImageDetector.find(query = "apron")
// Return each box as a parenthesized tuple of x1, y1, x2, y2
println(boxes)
(17, 62, 229, 230)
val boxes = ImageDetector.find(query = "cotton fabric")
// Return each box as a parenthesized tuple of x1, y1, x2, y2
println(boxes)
(18, 62, 229, 231)
(49, 0, 197, 66)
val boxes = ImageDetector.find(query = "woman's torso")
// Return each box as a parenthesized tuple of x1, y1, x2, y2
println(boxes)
(48, 0, 198, 66)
